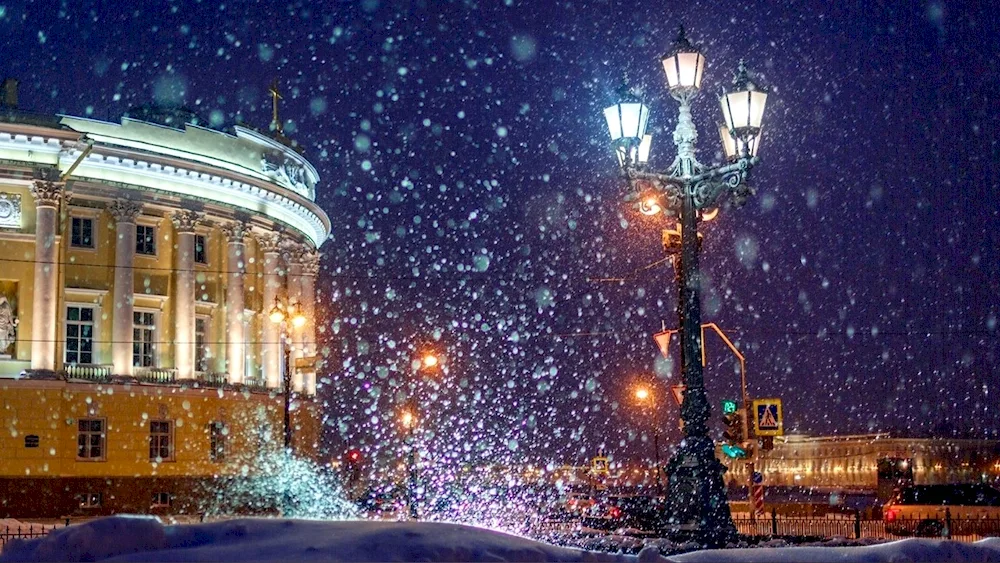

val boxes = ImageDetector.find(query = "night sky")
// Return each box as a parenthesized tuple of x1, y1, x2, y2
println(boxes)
(2, 0, 998, 467)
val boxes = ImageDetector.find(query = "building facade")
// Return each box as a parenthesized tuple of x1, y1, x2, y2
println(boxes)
(723, 434, 1000, 490)
(0, 84, 331, 517)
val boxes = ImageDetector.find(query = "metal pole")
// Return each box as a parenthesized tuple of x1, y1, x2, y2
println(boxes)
(654, 431, 662, 495)
(283, 331, 292, 451)
(661, 185, 737, 545)
(407, 426, 418, 519)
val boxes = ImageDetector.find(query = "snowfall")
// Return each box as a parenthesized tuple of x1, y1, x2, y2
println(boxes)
(2, 517, 999, 562)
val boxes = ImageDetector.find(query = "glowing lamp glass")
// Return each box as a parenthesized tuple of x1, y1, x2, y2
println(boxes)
(719, 123, 763, 160)
(615, 134, 652, 167)
(292, 314, 307, 328)
(639, 195, 662, 216)
(268, 307, 285, 324)
(720, 63, 768, 139)
(603, 101, 650, 144)
(662, 51, 706, 91)
(661, 28, 706, 92)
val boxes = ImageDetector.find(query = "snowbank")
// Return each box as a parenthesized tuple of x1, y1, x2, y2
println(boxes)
(2, 516, 999, 562)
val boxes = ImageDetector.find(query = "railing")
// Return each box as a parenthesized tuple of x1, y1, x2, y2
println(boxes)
(63, 364, 113, 381)
(134, 367, 177, 384)
(0, 522, 67, 549)
(242, 376, 269, 393)
(195, 372, 229, 388)
(732, 510, 1000, 542)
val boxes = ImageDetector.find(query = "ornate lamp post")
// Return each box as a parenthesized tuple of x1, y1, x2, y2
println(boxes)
(268, 297, 306, 451)
(602, 27, 769, 546)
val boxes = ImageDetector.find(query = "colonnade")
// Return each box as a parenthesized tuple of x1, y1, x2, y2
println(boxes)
(27, 175, 321, 394)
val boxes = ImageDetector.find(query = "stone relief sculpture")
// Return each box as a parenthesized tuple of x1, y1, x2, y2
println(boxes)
(0, 296, 17, 355)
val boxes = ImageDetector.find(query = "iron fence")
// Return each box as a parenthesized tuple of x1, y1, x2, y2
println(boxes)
(732, 510, 1000, 542)
(0, 522, 66, 549)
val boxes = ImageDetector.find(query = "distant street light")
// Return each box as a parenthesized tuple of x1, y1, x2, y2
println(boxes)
(602, 26, 769, 545)
(268, 297, 307, 451)
(633, 385, 663, 495)
(400, 409, 419, 519)
(421, 353, 439, 370)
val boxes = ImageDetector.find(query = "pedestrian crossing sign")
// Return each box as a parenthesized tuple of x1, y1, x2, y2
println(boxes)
(753, 398, 783, 436)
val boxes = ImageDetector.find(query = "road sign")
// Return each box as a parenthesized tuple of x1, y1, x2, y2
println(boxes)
(653, 330, 673, 359)
(752, 398, 783, 436)
(752, 484, 765, 516)
(670, 384, 685, 406)
(751, 471, 763, 484)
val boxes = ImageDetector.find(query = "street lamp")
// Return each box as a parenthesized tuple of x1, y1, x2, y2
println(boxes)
(268, 297, 306, 451)
(602, 26, 769, 545)
(400, 409, 419, 520)
(633, 385, 663, 495)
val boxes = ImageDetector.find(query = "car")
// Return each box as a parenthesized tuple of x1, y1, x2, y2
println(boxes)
(580, 495, 666, 533)
(883, 483, 1000, 537)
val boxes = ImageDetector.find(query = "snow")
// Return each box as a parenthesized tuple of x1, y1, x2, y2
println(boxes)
(2, 516, 999, 563)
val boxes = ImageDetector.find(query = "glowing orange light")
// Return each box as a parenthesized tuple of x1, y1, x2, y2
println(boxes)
(422, 354, 439, 369)
(401, 411, 416, 428)
(639, 196, 662, 216)
(634, 387, 650, 402)
(701, 207, 719, 222)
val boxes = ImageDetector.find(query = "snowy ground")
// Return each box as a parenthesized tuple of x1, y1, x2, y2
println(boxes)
(2, 516, 999, 562)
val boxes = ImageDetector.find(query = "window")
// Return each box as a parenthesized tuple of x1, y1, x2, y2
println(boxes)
(195, 317, 209, 372)
(209, 421, 228, 462)
(136, 224, 156, 255)
(78, 493, 102, 508)
(151, 492, 172, 508)
(133, 311, 156, 367)
(24, 435, 39, 448)
(149, 420, 173, 461)
(65, 306, 95, 365)
(194, 234, 207, 264)
(70, 217, 94, 248)
(77, 418, 105, 460)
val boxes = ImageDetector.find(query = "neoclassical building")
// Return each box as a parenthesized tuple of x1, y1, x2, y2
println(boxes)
(0, 80, 331, 517)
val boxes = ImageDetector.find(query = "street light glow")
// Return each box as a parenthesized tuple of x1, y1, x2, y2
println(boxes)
(639, 195, 662, 216)
(268, 301, 285, 324)
(635, 387, 650, 402)
(401, 410, 415, 429)
(422, 354, 439, 369)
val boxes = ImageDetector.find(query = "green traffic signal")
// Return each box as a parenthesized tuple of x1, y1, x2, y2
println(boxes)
(721, 400, 738, 414)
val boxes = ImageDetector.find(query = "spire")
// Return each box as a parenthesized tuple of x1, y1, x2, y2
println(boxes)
(268, 79, 283, 134)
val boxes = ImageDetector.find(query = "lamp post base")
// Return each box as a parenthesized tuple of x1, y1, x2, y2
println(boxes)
(662, 434, 736, 547)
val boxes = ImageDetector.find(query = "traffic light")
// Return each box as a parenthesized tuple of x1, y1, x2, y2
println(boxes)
(344, 448, 363, 484)
(720, 402, 747, 459)
(345, 448, 362, 465)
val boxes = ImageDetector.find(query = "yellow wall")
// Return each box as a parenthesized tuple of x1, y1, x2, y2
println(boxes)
(0, 380, 320, 479)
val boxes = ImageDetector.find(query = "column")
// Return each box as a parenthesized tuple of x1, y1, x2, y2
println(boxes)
(257, 232, 283, 389)
(108, 200, 143, 376)
(282, 241, 305, 393)
(171, 210, 200, 380)
(221, 221, 247, 384)
(300, 250, 321, 396)
(28, 172, 64, 372)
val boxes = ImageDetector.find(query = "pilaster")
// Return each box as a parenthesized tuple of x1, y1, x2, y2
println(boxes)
(28, 171, 64, 371)
(171, 210, 201, 380)
(108, 200, 142, 376)
(222, 221, 248, 384)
